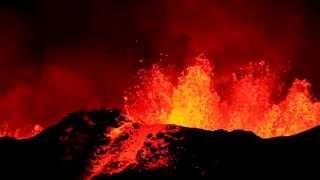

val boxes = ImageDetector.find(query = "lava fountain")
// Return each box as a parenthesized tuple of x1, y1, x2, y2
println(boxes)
(1, 55, 319, 139)
(124, 56, 320, 138)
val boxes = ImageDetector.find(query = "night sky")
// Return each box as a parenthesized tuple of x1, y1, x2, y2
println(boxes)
(0, 0, 320, 130)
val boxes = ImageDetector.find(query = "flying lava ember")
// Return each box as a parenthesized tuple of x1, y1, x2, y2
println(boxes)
(124, 55, 320, 138)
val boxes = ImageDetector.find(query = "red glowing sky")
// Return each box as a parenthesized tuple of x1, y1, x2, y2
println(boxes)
(0, 0, 320, 137)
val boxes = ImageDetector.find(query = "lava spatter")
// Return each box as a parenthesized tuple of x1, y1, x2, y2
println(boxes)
(124, 56, 320, 138)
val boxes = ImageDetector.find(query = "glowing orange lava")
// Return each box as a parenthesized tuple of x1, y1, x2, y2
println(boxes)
(0, 124, 43, 139)
(124, 56, 320, 138)
(86, 122, 177, 179)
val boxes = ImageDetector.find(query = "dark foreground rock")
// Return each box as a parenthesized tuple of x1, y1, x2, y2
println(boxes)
(0, 109, 319, 179)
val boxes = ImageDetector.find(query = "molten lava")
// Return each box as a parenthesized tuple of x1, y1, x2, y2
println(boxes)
(1, 55, 320, 139)
(0, 124, 43, 139)
(124, 56, 320, 138)
(86, 120, 180, 179)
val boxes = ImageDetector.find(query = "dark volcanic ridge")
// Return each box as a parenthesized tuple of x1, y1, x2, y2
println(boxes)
(0, 109, 320, 179)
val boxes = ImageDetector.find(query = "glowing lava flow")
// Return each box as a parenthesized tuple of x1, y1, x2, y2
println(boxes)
(86, 121, 179, 179)
(124, 56, 320, 138)
(0, 124, 43, 139)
